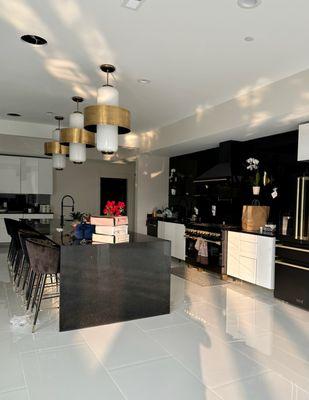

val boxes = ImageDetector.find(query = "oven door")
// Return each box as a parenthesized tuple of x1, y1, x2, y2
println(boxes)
(185, 236, 222, 273)
(275, 260, 309, 310)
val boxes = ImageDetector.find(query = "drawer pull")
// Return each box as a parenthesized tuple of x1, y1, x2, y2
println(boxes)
(276, 244, 309, 253)
(276, 260, 308, 271)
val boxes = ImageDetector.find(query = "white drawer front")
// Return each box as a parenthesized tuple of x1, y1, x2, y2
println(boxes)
(240, 241, 257, 259)
(228, 231, 240, 243)
(239, 256, 256, 284)
(240, 232, 257, 243)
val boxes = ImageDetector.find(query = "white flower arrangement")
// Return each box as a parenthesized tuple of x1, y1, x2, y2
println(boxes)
(246, 158, 259, 171)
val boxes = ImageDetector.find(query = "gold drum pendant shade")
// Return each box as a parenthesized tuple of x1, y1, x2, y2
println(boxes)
(44, 141, 69, 156)
(59, 128, 95, 147)
(84, 104, 131, 134)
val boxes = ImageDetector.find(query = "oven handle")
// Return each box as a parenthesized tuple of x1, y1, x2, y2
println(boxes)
(276, 260, 308, 271)
(276, 244, 309, 253)
(184, 235, 221, 245)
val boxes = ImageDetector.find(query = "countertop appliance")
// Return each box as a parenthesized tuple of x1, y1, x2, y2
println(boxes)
(146, 214, 158, 237)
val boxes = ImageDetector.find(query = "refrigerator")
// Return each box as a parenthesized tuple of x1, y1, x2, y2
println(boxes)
(275, 176, 309, 310)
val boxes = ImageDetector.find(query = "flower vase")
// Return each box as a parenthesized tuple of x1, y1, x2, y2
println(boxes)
(252, 186, 260, 195)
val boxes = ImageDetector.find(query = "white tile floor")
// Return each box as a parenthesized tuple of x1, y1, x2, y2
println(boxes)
(0, 246, 309, 400)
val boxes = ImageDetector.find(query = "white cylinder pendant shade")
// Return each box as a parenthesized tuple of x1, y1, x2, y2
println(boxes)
(52, 154, 66, 170)
(69, 112, 84, 129)
(67, 111, 86, 163)
(96, 125, 118, 153)
(97, 85, 119, 106)
(52, 129, 60, 141)
(69, 142, 86, 163)
(96, 85, 119, 153)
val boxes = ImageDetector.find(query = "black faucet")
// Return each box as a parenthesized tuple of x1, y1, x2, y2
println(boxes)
(60, 195, 75, 228)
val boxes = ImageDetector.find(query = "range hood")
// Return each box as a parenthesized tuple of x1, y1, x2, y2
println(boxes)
(194, 141, 240, 183)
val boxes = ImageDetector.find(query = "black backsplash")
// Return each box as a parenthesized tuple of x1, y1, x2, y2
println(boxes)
(169, 130, 309, 226)
(0, 194, 50, 212)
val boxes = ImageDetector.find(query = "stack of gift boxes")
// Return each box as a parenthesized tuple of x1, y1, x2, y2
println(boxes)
(90, 215, 129, 243)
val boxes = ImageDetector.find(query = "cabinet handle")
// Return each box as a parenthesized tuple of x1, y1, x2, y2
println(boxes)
(276, 244, 309, 253)
(276, 260, 308, 271)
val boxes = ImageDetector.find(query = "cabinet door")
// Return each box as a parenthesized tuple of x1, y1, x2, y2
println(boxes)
(0, 156, 20, 193)
(174, 224, 185, 260)
(227, 232, 240, 277)
(165, 222, 176, 257)
(157, 221, 165, 239)
(239, 255, 256, 284)
(38, 158, 53, 194)
(20, 157, 38, 194)
(256, 236, 275, 289)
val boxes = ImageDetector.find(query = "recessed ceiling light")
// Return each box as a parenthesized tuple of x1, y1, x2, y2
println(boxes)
(7, 113, 21, 117)
(20, 34, 47, 46)
(137, 79, 151, 84)
(122, 0, 144, 10)
(238, 0, 261, 9)
(244, 36, 255, 42)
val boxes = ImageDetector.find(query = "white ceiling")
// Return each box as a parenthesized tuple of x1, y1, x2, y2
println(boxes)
(1, 0, 309, 135)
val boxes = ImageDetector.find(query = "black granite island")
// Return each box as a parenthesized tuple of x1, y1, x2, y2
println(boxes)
(56, 230, 171, 331)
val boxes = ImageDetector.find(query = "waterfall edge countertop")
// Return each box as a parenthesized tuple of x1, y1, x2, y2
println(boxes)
(30, 219, 172, 331)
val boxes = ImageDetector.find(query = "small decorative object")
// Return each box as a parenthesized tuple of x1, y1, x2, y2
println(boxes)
(169, 168, 177, 196)
(103, 201, 126, 217)
(246, 158, 260, 195)
(271, 187, 278, 199)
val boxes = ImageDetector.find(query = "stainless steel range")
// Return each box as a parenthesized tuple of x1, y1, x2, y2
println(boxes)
(185, 223, 237, 276)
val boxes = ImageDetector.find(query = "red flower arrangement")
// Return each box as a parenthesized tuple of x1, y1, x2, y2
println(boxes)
(103, 201, 126, 217)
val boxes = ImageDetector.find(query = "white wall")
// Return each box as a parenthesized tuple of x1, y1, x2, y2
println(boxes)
(135, 154, 169, 234)
(52, 160, 136, 231)
(139, 67, 309, 156)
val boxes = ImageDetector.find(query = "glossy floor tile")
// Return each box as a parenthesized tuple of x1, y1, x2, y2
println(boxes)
(0, 389, 29, 400)
(21, 344, 124, 400)
(111, 357, 221, 400)
(149, 321, 267, 388)
(1, 246, 308, 399)
(81, 321, 168, 370)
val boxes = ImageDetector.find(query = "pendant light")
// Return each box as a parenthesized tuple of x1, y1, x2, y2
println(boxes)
(60, 97, 95, 164)
(44, 116, 69, 170)
(84, 64, 131, 154)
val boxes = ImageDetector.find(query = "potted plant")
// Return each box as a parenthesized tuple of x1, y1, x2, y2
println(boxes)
(246, 158, 261, 195)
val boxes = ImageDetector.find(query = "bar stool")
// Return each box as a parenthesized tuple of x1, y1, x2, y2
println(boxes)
(25, 238, 60, 332)
(16, 229, 44, 292)
(4, 218, 21, 269)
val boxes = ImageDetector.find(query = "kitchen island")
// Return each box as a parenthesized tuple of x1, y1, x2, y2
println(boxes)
(22, 219, 171, 332)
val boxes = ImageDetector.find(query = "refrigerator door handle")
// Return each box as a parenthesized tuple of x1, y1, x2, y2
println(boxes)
(300, 177, 305, 240)
(295, 177, 300, 240)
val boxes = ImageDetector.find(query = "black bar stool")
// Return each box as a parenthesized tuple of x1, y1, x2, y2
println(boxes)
(25, 238, 60, 332)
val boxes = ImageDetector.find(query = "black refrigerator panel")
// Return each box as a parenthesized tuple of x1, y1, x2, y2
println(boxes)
(274, 261, 309, 310)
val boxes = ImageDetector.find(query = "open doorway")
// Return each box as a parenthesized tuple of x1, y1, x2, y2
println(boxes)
(100, 177, 128, 216)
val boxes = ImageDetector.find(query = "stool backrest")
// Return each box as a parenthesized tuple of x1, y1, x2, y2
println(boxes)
(26, 238, 60, 274)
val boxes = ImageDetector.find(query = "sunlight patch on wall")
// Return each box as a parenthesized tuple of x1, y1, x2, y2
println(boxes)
(236, 77, 271, 108)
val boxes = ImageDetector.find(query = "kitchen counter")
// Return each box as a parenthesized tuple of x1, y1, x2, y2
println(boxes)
(25, 219, 171, 331)
(227, 227, 276, 238)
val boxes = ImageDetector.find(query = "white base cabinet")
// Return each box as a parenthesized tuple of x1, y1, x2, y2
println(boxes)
(227, 231, 275, 289)
(0, 214, 24, 243)
(157, 221, 185, 260)
(0, 214, 54, 243)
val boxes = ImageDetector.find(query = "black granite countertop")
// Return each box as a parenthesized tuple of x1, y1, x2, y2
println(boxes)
(21, 218, 168, 247)
(227, 227, 276, 238)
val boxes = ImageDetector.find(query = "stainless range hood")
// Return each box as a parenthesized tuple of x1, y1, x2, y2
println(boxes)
(194, 141, 240, 183)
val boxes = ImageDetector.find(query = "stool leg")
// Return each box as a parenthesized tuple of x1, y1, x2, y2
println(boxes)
(31, 274, 42, 312)
(26, 271, 36, 310)
(32, 275, 46, 333)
